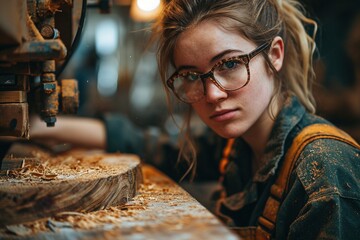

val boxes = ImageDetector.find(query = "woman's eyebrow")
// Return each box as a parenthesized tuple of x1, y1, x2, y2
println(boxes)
(176, 65, 196, 72)
(210, 49, 244, 63)
(176, 49, 245, 72)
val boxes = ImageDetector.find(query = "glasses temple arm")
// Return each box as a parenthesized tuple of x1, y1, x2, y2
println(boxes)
(248, 42, 271, 60)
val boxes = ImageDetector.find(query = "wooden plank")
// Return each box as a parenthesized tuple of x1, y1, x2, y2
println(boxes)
(0, 158, 25, 170)
(0, 102, 29, 138)
(0, 91, 27, 103)
(0, 152, 143, 227)
(0, 164, 240, 239)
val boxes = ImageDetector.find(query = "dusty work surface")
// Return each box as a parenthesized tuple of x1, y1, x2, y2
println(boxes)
(0, 164, 240, 240)
(0, 152, 142, 227)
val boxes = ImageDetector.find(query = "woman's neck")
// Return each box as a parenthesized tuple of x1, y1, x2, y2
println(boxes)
(242, 99, 282, 174)
(244, 115, 274, 173)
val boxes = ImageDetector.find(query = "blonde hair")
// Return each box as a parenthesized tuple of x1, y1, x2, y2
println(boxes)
(152, 0, 317, 179)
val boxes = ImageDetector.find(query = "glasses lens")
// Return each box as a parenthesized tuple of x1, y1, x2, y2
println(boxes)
(170, 58, 249, 103)
(172, 73, 204, 103)
(213, 59, 248, 90)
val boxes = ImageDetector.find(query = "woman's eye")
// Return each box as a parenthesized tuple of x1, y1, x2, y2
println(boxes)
(221, 60, 238, 70)
(185, 73, 199, 81)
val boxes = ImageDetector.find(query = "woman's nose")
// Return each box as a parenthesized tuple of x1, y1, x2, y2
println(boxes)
(204, 78, 228, 103)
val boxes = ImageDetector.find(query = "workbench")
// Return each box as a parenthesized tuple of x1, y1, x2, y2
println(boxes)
(0, 162, 240, 239)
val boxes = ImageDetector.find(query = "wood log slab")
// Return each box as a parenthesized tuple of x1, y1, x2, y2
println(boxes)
(0, 152, 143, 227)
(0, 164, 240, 240)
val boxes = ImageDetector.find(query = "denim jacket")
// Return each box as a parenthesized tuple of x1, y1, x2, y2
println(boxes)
(217, 96, 360, 239)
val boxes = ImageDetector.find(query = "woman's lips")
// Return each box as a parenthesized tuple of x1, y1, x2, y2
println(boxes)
(210, 109, 237, 122)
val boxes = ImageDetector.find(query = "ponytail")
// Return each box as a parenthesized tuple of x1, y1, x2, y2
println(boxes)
(274, 0, 317, 113)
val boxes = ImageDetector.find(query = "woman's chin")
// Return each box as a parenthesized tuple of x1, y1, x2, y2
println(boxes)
(212, 127, 243, 139)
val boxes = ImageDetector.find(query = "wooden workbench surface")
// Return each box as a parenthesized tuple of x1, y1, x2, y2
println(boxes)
(0, 164, 240, 240)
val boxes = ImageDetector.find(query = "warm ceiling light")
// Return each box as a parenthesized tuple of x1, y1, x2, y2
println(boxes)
(130, 0, 162, 22)
(136, 0, 160, 12)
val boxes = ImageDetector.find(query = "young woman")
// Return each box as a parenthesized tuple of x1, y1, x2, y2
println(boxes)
(152, 0, 360, 239)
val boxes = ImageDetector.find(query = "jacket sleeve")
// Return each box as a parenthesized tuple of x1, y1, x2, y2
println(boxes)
(286, 139, 360, 240)
(101, 112, 222, 181)
(102, 113, 145, 156)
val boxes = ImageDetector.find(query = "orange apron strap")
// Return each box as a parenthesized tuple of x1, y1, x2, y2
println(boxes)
(219, 138, 235, 175)
(256, 124, 360, 239)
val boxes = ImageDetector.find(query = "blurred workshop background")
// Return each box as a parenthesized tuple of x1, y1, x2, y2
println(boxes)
(61, 0, 169, 126)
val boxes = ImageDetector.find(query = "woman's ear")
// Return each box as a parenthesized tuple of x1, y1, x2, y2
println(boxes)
(269, 36, 284, 71)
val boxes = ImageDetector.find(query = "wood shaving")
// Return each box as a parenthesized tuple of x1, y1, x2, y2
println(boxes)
(0, 151, 136, 183)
